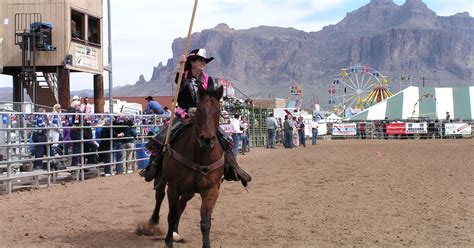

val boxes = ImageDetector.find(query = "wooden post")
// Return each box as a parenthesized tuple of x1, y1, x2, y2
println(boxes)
(58, 67, 70, 109)
(12, 74, 22, 103)
(93, 74, 105, 113)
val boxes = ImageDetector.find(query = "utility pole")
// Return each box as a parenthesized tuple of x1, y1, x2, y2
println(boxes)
(107, 0, 114, 113)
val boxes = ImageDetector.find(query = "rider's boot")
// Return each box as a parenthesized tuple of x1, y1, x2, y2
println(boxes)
(140, 154, 163, 182)
(217, 129, 252, 187)
(223, 150, 252, 187)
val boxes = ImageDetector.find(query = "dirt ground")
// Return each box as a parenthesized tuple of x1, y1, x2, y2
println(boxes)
(0, 139, 473, 247)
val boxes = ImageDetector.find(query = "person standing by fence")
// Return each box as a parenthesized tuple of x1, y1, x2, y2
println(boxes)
(359, 120, 367, 140)
(265, 113, 278, 149)
(298, 117, 306, 147)
(283, 115, 293, 149)
(32, 108, 48, 170)
(68, 103, 82, 167)
(292, 116, 299, 147)
(240, 116, 250, 155)
(231, 114, 242, 159)
(124, 117, 137, 173)
(49, 104, 62, 151)
(310, 118, 319, 145)
(112, 117, 127, 174)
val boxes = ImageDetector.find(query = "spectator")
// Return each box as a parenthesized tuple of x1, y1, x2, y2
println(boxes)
(265, 113, 278, 149)
(32, 108, 48, 170)
(283, 115, 293, 149)
(71, 95, 81, 109)
(80, 96, 93, 114)
(383, 117, 389, 140)
(145, 96, 164, 115)
(68, 102, 82, 166)
(445, 112, 451, 123)
(49, 104, 63, 157)
(375, 120, 383, 139)
(83, 118, 98, 164)
(112, 116, 128, 174)
(99, 124, 113, 176)
(240, 116, 250, 155)
(310, 118, 319, 145)
(434, 120, 442, 139)
(124, 117, 137, 173)
(359, 120, 367, 140)
(163, 106, 171, 118)
(292, 116, 299, 147)
(230, 114, 242, 159)
(298, 117, 306, 147)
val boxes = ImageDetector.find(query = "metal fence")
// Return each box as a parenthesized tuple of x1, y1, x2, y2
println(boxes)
(1, 108, 472, 194)
(0, 111, 166, 194)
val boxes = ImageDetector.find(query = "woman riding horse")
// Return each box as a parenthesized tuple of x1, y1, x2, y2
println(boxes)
(140, 48, 251, 186)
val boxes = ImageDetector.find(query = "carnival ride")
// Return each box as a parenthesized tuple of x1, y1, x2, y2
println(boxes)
(287, 83, 303, 109)
(329, 64, 392, 116)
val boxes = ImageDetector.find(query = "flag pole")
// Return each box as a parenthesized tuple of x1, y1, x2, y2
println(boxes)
(164, 0, 198, 147)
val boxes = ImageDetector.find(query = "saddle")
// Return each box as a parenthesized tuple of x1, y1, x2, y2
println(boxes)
(147, 117, 194, 154)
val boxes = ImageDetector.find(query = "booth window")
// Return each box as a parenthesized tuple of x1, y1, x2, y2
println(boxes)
(88, 16, 100, 45)
(71, 10, 85, 40)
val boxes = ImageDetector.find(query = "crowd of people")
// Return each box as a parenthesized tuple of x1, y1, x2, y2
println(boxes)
(265, 114, 319, 149)
(28, 96, 150, 176)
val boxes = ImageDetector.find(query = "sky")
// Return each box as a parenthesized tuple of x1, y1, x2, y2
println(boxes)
(1, 0, 473, 91)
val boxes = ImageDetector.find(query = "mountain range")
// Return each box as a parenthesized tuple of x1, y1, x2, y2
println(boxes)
(114, 0, 473, 108)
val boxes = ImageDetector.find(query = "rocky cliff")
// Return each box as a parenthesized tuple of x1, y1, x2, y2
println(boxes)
(115, 0, 474, 107)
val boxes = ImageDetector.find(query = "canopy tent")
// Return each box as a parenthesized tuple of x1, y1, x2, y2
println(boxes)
(348, 86, 474, 121)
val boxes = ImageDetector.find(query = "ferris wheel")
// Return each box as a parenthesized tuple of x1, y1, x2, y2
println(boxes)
(328, 64, 390, 111)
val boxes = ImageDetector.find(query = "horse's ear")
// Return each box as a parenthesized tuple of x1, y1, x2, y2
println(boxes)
(197, 83, 207, 98)
(214, 85, 224, 100)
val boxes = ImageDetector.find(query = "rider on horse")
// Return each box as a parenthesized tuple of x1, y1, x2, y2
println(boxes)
(140, 48, 251, 186)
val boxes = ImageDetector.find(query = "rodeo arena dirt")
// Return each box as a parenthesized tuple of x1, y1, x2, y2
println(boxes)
(1, 109, 474, 247)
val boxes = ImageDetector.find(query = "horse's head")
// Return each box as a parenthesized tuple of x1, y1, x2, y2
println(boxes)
(195, 84, 224, 148)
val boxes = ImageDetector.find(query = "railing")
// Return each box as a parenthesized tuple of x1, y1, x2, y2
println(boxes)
(0, 112, 166, 194)
(273, 120, 473, 144)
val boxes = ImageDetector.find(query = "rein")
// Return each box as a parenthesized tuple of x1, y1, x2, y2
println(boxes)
(166, 144, 224, 175)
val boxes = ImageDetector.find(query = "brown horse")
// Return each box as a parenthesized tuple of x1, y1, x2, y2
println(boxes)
(148, 84, 225, 248)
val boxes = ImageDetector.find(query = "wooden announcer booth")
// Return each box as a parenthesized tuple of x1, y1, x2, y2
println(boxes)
(1, 0, 105, 112)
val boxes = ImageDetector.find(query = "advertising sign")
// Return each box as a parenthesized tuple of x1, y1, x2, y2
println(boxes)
(386, 123, 406, 135)
(75, 44, 98, 69)
(444, 123, 472, 135)
(405, 122, 428, 134)
(332, 123, 357, 136)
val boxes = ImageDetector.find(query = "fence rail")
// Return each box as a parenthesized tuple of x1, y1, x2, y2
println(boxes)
(0, 111, 168, 194)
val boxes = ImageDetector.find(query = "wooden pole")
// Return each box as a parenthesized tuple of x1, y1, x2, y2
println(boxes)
(164, 0, 198, 146)
(93, 74, 104, 113)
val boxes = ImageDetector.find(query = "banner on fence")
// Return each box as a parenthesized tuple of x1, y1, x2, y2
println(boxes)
(386, 123, 406, 135)
(332, 123, 357, 136)
(444, 123, 472, 135)
(405, 122, 428, 134)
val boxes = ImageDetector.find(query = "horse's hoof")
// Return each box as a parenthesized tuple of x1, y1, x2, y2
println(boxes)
(172, 232, 183, 242)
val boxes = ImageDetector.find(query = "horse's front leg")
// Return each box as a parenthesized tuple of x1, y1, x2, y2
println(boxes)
(165, 185, 180, 248)
(149, 181, 166, 225)
(200, 184, 221, 248)
(172, 192, 194, 241)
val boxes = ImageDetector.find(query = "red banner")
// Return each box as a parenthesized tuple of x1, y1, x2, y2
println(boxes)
(386, 123, 406, 135)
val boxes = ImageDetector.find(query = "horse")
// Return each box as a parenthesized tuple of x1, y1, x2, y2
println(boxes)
(147, 84, 225, 248)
